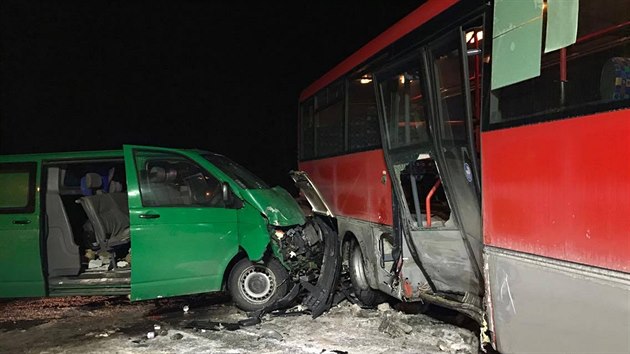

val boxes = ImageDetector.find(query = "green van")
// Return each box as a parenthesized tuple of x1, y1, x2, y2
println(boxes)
(0, 145, 332, 311)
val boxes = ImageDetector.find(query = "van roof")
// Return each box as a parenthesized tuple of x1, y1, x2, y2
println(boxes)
(0, 149, 123, 162)
(0, 148, 216, 163)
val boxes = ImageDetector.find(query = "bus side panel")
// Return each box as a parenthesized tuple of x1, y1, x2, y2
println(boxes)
(486, 246, 629, 354)
(299, 149, 393, 226)
(481, 109, 630, 272)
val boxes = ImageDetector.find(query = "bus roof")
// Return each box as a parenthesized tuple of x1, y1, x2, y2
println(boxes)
(299, 0, 459, 102)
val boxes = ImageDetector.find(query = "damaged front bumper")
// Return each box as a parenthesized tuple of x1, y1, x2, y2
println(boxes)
(265, 218, 341, 318)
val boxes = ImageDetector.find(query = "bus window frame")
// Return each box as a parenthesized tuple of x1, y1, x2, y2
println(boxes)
(482, 16, 630, 132)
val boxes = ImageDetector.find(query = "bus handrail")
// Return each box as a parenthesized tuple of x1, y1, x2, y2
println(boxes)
(425, 179, 441, 228)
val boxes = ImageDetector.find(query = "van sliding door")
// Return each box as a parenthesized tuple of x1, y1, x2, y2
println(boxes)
(0, 162, 45, 297)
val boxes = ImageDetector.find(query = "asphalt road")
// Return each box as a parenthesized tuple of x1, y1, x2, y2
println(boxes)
(0, 294, 479, 354)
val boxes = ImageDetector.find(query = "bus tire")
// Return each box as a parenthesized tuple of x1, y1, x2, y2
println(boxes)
(349, 240, 386, 307)
(228, 257, 289, 312)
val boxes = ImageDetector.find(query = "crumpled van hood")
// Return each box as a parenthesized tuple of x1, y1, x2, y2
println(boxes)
(240, 186, 306, 226)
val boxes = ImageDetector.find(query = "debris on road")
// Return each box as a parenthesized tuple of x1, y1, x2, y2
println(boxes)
(258, 328, 284, 342)
(0, 295, 479, 354)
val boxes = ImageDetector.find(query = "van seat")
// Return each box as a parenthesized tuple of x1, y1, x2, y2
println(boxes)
(80, 172, 104, 195)
(78, 192, 130, 251)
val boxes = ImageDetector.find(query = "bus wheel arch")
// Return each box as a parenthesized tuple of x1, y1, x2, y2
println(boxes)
(342, 232, 386, 307)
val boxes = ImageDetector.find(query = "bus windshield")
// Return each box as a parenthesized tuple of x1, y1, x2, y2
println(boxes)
(203, 154, 269, 190)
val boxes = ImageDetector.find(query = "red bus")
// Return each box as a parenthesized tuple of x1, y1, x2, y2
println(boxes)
(295, 0, 629, 352)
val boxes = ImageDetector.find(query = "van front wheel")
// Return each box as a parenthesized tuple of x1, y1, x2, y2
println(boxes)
(228, 257, 289, 312)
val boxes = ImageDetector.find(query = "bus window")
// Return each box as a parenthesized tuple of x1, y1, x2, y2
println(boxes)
(433, 35, 467, 144)
(490, 0, 630, 125)
(313, 81, 345, 158)
(348, 75, 380, 152)
(300, 99, 315, 160)
(379, 62, 430, 150)
(465, 26, 484, 154)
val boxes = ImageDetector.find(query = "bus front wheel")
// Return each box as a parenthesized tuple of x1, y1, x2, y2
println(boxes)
(228, 257, 289, 312)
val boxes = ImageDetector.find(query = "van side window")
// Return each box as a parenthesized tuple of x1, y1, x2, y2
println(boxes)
(134, 151, 224, 208)
(0, 162, 36, 213)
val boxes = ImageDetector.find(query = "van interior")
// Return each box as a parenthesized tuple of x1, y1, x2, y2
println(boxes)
(44, 160, 131, 295)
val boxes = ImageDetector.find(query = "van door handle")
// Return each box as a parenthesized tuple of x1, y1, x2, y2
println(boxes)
(139, 213, 160, 219)
(12, 219, 31, 224)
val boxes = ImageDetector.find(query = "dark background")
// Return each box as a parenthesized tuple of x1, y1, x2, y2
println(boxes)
(0, 1, 420, 190)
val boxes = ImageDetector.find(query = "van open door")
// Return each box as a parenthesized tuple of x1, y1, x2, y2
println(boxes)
(123, 145, 240, 300)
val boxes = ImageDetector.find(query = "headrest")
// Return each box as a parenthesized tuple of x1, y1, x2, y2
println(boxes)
(149, 166, 166, 183)
(84, 173, 103, 189)
(600, 57, 630, 100)
(109, 181, 123, 193)
(165, 169, 177, 183)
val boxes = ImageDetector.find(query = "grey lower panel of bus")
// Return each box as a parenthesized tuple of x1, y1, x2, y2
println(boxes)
(485, 246, 630, 354)
(410, 229, 480, 295)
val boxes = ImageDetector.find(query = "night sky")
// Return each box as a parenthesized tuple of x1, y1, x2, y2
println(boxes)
(1, 1, 420, 190)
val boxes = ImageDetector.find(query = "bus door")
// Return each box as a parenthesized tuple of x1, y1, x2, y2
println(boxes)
(376, 27, 483, 306)
(426, 27, 485, 298)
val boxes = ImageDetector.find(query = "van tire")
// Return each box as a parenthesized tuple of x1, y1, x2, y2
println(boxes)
(349, 240, 386, 307)
(228, 257, 289, 312)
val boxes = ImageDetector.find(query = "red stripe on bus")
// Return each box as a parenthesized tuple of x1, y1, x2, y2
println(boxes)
(299, 0, 459, 102)
(482, 109, 630, 272)
(299, 149, 393, 226)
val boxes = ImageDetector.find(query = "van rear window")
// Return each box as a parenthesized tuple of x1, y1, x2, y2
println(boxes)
(0, 163, 36, 213)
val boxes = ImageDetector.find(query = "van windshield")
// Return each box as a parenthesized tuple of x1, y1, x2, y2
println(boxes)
(203, 154, 269, 190)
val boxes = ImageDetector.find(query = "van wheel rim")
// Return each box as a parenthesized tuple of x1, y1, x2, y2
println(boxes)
(239, 265, 276, 303)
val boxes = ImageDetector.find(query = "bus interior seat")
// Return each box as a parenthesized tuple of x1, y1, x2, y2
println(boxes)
(600, 57, 630, 101)
(46, 167, 81, 277)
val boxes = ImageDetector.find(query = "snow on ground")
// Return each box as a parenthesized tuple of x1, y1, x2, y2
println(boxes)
(0, 295, 478, 354)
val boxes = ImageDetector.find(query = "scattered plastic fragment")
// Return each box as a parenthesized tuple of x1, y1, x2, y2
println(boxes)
(258, 329, 283, 342)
